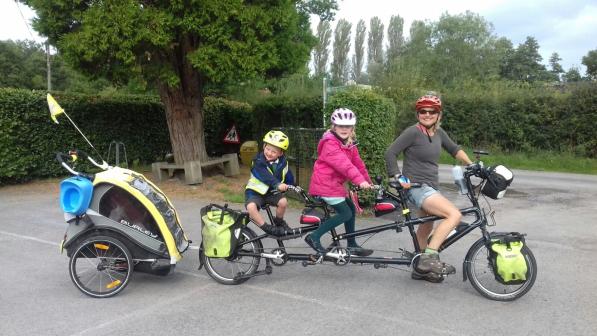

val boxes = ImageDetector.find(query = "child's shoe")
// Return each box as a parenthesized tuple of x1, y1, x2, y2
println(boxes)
(261, 223, 286, 237)
(304, 234, 327, 254)
(274, 217, 293, 232)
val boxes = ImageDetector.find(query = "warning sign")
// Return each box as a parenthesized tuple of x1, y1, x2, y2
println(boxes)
(222, 124, 240, 144)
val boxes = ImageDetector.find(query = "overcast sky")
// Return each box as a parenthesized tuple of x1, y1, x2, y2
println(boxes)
(315, 0, 595, 73)
(2, 0, 595, 73)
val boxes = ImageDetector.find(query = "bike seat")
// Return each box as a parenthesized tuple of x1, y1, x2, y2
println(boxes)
(299, 207, 325, 225)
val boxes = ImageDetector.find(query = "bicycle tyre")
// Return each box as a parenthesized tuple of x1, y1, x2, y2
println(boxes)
(201, 227, 262, 285)
(69, 235, 133, 298)
(464, 237, 537, 301)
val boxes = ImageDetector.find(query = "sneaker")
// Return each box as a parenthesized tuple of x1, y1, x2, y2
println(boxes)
(274, 217, 293, 232)
(261, 223, 286, 237)
(304, 234, 327, 254)
(411, 269, 444, 283)
(415, 253, 456, 275)
(347, 245, 373, 257)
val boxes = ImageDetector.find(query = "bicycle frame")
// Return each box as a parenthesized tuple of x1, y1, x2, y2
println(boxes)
(235, 167, 492, 268)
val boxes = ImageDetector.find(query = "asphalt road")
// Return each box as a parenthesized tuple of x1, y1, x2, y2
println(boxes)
(1, 166, 596, 336)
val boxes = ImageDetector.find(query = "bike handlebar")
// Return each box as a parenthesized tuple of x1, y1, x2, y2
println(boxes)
(55, 149, 109, 180)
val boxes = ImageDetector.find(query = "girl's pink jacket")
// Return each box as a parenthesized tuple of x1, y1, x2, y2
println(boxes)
(308, 131, 371, 197)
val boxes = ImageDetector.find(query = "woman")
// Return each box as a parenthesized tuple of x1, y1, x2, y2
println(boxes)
(305, 108, 373, 257)
(384, 93, 472, 282)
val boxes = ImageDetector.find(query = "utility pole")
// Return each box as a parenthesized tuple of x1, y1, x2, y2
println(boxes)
(322, 76, 327, 127)
(46, 40, 52, 91)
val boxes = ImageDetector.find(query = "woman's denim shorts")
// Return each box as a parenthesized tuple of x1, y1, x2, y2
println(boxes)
(406, 183, 438, 209)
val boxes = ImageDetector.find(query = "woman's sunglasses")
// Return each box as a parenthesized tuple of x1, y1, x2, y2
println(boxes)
(418, 110, 439, 115)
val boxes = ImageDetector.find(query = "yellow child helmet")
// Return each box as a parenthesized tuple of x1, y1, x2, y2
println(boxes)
(263, 130, 289, 151)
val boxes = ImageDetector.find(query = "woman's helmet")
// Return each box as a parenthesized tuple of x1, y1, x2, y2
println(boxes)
(415, 94, 442, 112)
(330, 108, 356, 126)
(263, 130, 289, 151)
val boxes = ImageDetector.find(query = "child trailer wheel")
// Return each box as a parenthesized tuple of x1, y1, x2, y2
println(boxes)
(69, 235, 133, 298)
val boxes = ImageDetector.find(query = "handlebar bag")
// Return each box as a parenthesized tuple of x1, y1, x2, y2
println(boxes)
(489, 232, 529, 284)
(482, 165, 513, 199)
(201, 205, 246, 258)
(60, 177, 93, 216)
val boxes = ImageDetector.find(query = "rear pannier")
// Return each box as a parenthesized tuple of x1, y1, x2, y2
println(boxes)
(201, 204, 246, 258)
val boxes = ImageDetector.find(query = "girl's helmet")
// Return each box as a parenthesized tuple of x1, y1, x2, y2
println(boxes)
(415, 94, 442, 112)
(263, 130, 289, 151)
(330, 108, 356, 126)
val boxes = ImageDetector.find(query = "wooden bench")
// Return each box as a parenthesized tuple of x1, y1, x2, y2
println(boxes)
(151, 153, 240, 184)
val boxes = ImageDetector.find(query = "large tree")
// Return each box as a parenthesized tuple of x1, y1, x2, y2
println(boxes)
(331, 19, 352, 85)
(549, 52, 564, 81)
(582, 49, 597, 80)
(386, 15, 404, 63)
(431, 11, 498, 85)
(351, 19, 366, 83)
(367, 17, 384, 83)
(313, 20, 332, 77)
(23, 0, 337, 164)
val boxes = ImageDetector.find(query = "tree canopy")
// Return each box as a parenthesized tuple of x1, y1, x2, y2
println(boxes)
(23, 0, 338, 163)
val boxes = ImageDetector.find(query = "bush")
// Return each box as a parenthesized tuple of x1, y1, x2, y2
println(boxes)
(0, 89, 254, 184)
(252, 95, 323, 136)
(203, 97, 253, 155)
(0, 89, 169, 184)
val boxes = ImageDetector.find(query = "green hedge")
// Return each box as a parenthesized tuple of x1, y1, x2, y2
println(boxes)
(0, 89, 255, 184)
(389, 83, 597, 158)
(252, 95, 323, 135)
(0, 89, 169, 184)
(203, 97, 253, 155)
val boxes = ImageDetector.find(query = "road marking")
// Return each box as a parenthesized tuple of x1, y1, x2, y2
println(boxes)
(0, 230, 59, 246)
(68, 283, 215, 336)
(245, 284, 465, 336)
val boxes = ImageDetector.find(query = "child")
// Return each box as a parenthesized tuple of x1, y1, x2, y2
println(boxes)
(305, 108, 373, 257)
(245, 130, 295, 237)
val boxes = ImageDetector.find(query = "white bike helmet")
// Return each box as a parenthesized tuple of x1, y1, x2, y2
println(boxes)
(330, 108, 356, 126)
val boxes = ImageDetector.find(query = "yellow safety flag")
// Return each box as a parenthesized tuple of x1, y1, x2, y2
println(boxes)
(47, 93, 65, 124)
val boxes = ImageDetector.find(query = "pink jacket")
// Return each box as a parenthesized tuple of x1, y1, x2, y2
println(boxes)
(309, 131, 371, 197)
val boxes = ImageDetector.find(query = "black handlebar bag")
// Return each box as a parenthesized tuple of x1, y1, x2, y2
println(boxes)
(482, 165, 514, 199)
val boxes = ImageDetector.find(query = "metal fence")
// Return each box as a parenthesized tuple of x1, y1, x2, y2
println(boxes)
(276, 127, 326, 189)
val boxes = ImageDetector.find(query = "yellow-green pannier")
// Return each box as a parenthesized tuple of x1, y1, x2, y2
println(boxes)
(489, 232, 529, 284)
(201, 204, 246, 258)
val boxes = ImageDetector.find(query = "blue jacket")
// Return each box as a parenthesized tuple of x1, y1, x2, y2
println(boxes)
(245, 152, 294, 197)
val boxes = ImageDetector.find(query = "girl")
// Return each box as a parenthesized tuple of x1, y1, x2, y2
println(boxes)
(305, 108, 373, 257)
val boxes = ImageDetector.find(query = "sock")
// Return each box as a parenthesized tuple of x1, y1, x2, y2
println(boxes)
(424, 247, 438, 255)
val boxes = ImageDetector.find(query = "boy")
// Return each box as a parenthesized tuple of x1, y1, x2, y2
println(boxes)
(245, 130, 295, 236)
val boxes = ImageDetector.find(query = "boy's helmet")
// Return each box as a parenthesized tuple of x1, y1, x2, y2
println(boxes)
(415, 94, 442, 112)
(330, 108, 356, 126)
(263, 130, 289, 150)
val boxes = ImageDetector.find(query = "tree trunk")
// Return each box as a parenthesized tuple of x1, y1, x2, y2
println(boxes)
(157, 36, 208, 164)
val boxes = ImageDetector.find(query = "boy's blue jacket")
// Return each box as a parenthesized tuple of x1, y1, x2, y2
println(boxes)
(245, 152, 294, 196)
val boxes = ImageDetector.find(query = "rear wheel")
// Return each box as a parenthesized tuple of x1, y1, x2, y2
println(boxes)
(464, 238, 537, 301)
(69, 236, 133, 298)
(201, 227, 262, 285)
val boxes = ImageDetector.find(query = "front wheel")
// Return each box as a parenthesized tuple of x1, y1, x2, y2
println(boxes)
(200, 227, 262, 285)
(69, 235, 133, 298)
(464, 237, 537, 301)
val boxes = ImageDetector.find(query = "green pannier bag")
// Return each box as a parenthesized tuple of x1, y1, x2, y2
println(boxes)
(201, 204, 246, 258)
(489, 232, 529, 284)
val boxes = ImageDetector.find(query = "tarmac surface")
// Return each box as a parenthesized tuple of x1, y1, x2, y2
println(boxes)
(1, 165, 596, 336)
